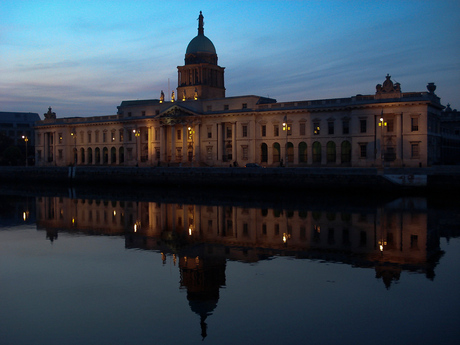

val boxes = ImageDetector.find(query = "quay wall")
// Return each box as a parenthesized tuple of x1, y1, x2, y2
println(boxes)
(1, 166, 459, 193)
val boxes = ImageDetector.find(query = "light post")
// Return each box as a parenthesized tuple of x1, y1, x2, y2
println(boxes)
(70, 128, 77, 166)
(188, 125, 195, 167)
(282, 116, 290, 167)
(133, 128, 140, 166)
(378, 117, 387, 167)
(21, 135, 28, 166)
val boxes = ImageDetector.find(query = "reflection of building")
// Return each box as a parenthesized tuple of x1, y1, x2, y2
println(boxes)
(36, 196, 442, 285)
(34, 195, 445, 336)
(35, 12, 448, 168)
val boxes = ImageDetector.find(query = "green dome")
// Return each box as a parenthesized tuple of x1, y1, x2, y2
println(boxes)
(186, 34, 216, 55)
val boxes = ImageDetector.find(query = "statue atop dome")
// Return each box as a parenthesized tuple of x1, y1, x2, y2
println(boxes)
(198, 11, 204, 35)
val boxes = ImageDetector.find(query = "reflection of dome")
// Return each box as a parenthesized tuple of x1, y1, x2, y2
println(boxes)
(186, 35, 216, 55)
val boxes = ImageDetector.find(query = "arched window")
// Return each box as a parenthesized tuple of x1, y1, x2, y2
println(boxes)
(87, 148, 93, 164)
(261, 143, 268, 163)
(119, 147, 124, 164)
(312, 142, 321, 163)
(273, 143, 280, 163)
(341, 141, 351, 164)
(327, 141, 336, 163)
(287, 142, 294, 163)
(103, 147, 108, 164)
(80, 148, 85, 164)
(298, 142, 307, 163)
(111, 147, 116, 164)
(95, 148, 101, 164)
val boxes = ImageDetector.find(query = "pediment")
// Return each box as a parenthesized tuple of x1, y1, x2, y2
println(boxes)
(159, 105, 198, 125)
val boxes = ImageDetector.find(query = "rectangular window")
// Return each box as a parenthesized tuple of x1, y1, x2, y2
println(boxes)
(287, 123, 292, 136)
(224, 104, 229, 110)
(127, 131, 132, 142)
(119, 130, 124, 142)
(207, 105, 212, 112)
(360, 143, 367, 158)
(328, 121, 334, 135)
(242, 146, 248, 160)
(226, 127, 232, 139)
(360, 119, 367, 133)
(387, 119, 394, 132)
(111, 132, 115, 142)
(411, 143, 420, 158)
(207, 126, 212, 139)
(262, 125, 266, 137)
(141, 111, 146, 116)
(58, 133, 63, 144)
(411, 117, 419, 132)
(128, 112, 132, 117)
(177, 129, 181, 140)
(87, 132, 91, 143)
(242, 125, 248, 137)
(95, 131, 99, 143)
(58, 149, 63, 160)
(274, 125, 279, 137)
(299, 122, 306, 136)
(155, 128, 159, 141)
(206, 146, 213, 160)
(80, 132, 84, 143)
(103, 132, 107, 143)
(242, 103, 247, 109)
(313, 122, 320, 135)
(342, 120, 349, 134)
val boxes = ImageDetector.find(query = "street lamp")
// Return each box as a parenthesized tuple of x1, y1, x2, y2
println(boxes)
(378, 117, 387, 167)
(282, 116, 290, 167)
(70, 128, 77, 166)
(188, 125, 195, 167)
(21, 135, 29, 166)
(133, 128, 140, 166)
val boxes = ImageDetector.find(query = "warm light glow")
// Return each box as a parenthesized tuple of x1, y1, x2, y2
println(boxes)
(72, 218, 75, 224)
(189, 226, 193, 236)
(23, 211, 27, 221)
(113, 210, 116, 216)
(379, 244, 384, 252)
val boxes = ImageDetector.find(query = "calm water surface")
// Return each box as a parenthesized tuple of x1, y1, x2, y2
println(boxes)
(0, 192, 459, 345)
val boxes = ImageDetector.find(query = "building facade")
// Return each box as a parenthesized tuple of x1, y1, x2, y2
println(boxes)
(35, 13, 445, 168)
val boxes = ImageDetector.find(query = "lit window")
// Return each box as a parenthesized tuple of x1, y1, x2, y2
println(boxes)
(313, 122, 320, 135)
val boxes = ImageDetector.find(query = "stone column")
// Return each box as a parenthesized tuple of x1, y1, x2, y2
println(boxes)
(217, 123, 222, 163)
(160, 126, 165, 162)
(171, 126, 176, 163)
(232, 122, 237, 163)
(182, 125, 187, 163)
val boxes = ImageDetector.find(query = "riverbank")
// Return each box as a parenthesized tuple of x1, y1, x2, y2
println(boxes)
(1, 166, 459, 193)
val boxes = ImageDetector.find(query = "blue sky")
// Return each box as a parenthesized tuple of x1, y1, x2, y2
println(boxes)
(1, 0, 459, 118)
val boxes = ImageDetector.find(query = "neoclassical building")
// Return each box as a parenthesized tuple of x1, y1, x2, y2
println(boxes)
(35, 12, 444, 168)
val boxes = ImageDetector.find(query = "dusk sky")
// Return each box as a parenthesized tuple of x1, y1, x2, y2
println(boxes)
(1, 0, 459, 118)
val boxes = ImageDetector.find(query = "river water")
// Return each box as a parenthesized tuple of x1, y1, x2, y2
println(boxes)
(0, 190, 459, 345)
